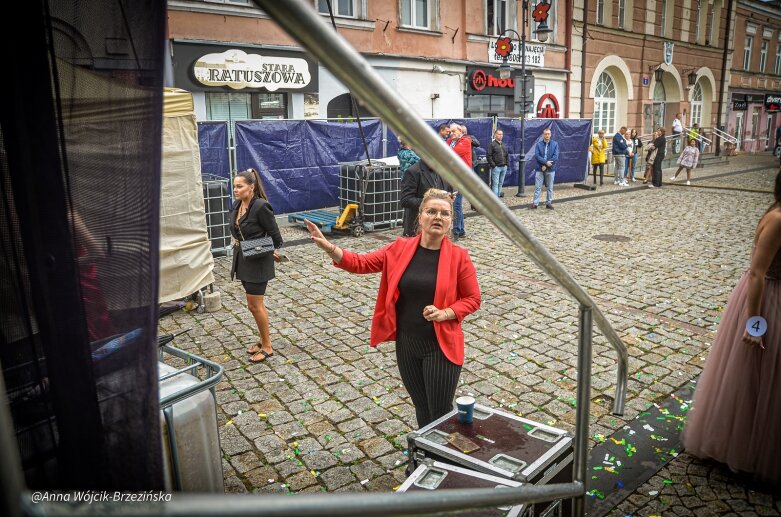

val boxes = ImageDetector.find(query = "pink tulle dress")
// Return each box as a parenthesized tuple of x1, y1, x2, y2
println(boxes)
(682, 246, 781, 488)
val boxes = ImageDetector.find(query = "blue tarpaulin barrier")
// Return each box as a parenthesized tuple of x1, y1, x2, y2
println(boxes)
(234, 119, 383, 214)
(213, 117, 591, 214)
(197, 121, 230, 178)
(496, 118, 592, 186)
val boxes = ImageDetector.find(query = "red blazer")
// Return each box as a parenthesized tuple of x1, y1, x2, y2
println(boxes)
(335, 235, 481, 365)
(448, 136, 473, 168)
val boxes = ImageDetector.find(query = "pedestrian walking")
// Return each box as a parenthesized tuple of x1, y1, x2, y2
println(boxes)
(305, 188, 481, 428)
(681, 170, 781, 489)
(590, 129, 608, 185)
(670, 139, 700, 185)
(231, 168, 284, 363)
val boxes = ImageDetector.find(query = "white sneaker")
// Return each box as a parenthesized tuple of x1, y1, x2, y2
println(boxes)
(631, 178, 637, 182)
(621, 181, 628, 186)
(669, 176, 677, 181)
(686, 180, 691, 185)
(647, 184, 656, 188)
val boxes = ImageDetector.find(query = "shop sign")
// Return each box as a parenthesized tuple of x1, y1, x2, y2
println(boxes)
(536, 93, 560, 118)
(488, 37, 545, 67)
(467, 68, 516, 95)
(732, 100, 747, 111)
(193, 49, 311, 91)
(764, 93, 781, 112)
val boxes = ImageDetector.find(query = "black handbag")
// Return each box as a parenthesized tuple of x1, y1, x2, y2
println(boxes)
(240, 236, 274, 259)
(237, 215, 274, 259)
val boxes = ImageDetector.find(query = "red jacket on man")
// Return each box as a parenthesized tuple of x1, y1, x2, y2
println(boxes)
(335, 235, 481, 365)
(448, 136, 473, 169)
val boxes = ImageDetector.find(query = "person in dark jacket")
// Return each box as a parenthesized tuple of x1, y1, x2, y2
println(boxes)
(231, 168, 284, 363)
(612, 126, 628, 186)
(400, 160, 451, 237)
(487, 129, 509, 197)
(648, 127, 667, 188)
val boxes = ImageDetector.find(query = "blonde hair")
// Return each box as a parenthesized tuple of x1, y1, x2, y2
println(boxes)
(416, 188, 455, 237)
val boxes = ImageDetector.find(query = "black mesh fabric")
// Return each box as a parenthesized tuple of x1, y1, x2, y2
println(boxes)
(0, 0, 165, 490)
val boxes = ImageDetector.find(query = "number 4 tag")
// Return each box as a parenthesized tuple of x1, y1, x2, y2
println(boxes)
(746, 316, 768, 337)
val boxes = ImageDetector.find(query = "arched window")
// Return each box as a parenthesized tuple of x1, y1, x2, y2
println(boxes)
(326, 93, 373, 120)
(593, 72, 616, 134)
(690, 83, 703, 127)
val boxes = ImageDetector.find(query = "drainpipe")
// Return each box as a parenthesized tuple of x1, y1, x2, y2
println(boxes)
(565, 0, 572, 117)
(580, 0, 589, 118)
(716, 0, 735, 156)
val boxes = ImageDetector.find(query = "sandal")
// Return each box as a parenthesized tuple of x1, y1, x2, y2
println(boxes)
(249, 350, 273, 363)
(246, 342, 262, 355)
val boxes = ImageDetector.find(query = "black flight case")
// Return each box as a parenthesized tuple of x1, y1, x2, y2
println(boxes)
(407, 404, 574, 517)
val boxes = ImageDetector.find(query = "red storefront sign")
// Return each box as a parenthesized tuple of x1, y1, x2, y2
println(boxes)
(536, 93, 560, 118)
(470, 69, 515, 92)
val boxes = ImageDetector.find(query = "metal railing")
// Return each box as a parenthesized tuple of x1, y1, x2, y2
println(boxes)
(710, 126, 738, 146)
(14, 1, 629, 516)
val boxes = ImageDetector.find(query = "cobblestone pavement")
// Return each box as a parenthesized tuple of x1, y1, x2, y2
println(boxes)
(161, 153, 780, 513)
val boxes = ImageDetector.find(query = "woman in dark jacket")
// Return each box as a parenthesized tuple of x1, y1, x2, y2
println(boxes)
(230, 168, 283, 363)
(649, 127, 667, 188)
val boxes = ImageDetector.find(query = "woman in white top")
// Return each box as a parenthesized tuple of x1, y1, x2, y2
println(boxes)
(620, 130, 633, 187)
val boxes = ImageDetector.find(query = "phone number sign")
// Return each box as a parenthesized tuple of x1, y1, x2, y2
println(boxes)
(488, 38, 545, 67)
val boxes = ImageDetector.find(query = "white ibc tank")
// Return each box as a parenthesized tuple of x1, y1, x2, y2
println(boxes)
(159, 362, 224, 492)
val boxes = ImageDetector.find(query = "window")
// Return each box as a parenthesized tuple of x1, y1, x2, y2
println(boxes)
(690, 83, 702, 127)
(618, 0, 625, 29)
(744, 36, 753, 70)
(593, 72, 616, 135)
(206, 92, 250, 141)
(317, 0, 355, 17)
(775, 43, 781, 75)
(706, 4, 715, 45)
(486, 0, 508, 36)
(401, 0, 430, 29)
(760, 40, 769, 73)
(596, 0, 604, 25)
(251, 93, 287, 119)
(660, 0, 667, 37)
(693, 1, 701, 43)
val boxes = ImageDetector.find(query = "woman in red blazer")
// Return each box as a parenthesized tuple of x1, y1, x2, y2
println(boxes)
(306, 189, 481, 428)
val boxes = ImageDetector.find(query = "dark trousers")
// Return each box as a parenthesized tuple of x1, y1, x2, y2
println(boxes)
(396, 334, 462, 428)
(591, 163, 604, 184)
(652, 157, 664, 187)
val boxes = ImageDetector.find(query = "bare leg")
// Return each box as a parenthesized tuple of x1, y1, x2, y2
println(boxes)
(686, 168, 692, 181)
(247, 294, 273, 358)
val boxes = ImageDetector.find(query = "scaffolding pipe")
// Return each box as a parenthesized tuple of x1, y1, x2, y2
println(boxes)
(253, 0, 627, 416)
(23, 483, 585, 517)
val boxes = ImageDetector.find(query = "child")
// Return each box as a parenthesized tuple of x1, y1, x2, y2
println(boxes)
(670, 139, 700, 185)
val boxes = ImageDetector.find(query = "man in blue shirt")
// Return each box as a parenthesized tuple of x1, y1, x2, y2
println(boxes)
(531, 128, 560, 209)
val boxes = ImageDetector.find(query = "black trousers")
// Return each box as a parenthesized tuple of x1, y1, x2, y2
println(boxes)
(591, 163, 604, 184)
(396, 334, 462, 428)
(652, 156, 664, 187)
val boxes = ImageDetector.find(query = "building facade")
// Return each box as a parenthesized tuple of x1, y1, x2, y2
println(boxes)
(166, 0, 569, 125)
(572, 0, 731, 142)
(726, 0, 781, 152)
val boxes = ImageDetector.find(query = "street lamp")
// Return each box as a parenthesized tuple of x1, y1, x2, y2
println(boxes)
(495, 0, 552, 196)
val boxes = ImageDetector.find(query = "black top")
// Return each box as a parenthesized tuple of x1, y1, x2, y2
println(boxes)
(399, 161, 451, 237)
(230, 197, 283, 283)
(653, 136, 667, 159)
(396, 245, 440, 341)
(487, 140, 509, 168)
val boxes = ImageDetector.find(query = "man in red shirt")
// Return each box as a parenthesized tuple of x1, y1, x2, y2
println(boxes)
(447, 123, 471, 240)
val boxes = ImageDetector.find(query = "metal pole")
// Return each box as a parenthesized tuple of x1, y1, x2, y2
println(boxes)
(25, 484, 585, 517)
(516, 0, 527, 197)
(573, 306, 593, 517)
(253, 0, 628, 410)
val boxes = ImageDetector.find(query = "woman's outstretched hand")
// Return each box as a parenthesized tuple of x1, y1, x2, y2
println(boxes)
(305, 219, 331, 251)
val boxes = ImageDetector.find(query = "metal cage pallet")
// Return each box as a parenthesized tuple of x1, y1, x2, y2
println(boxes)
(339, 161, 402, 232)
(201, 174, 233, 256)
